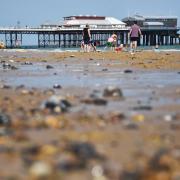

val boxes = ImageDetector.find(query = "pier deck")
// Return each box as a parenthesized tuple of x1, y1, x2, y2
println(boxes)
(0, 27, 179, 48)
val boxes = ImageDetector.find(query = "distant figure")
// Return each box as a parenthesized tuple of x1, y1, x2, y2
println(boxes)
(115, 44, 124, 52)
(129, 21, 142, 52)
(90, 40, 100, 51)
(153, 44, 160, 52)
(82, 24, 91, 52)
(80, 40, 85, 52)
(0, 40, 5, 49)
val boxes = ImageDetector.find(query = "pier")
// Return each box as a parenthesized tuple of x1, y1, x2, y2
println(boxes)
(0, 27, 179, 48)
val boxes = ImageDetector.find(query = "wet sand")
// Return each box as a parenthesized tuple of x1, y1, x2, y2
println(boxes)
(0, 50, 180, 179)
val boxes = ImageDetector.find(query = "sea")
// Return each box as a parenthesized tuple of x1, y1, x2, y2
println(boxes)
(2, 45, 180, 53)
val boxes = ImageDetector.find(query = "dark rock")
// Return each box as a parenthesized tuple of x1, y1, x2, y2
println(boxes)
(67, 142, 102, 160)
(149, 148, 170, 171)
(2, 63, 11, 69)
(10, 65, 18, 70)
(124, 69, 133, 73)
(46, 65, 54, 69)
(21, 145, 40, 156)
(120, 170, 142, 180)
(102, 68, 108, 71)
(0, 60, 6, 64)
(110, 112, 125, 122)
(16, 85, 25, 89)
(2, 63, 18, 70)
(0, 84, 11, 89)
(81, 98, 107, 106)
(57, 155, 86, 171)
(53, 84, 62, 89)
(124, 122, 139, 130)
(0, 112, 11, 127)
(42, 96, 71, 113)
(21, 61, 33, 65)
(133, 106, 152, 111)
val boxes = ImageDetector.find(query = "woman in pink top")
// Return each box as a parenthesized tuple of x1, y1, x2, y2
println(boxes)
(129, 21, 142, 52)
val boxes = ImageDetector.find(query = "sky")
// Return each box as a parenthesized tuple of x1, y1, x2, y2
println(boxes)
(0, 0, 180, 27)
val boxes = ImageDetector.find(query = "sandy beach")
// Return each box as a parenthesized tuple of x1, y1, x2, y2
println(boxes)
(0, 49, 180, 179)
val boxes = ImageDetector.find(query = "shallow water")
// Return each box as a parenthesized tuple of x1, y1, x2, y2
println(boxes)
(3, 45, 180, 53)
(1, 61, 180, 92)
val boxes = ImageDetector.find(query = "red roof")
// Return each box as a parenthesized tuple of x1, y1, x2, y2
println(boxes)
(63, 15, 105, 20)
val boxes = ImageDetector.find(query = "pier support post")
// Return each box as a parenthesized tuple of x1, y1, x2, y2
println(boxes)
(5, 33, 22, 48)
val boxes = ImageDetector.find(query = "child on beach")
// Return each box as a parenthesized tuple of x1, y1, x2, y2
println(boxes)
(115, 44, 124, 52)
(0, 40, 5, 49)
(106, 34, 117, 51)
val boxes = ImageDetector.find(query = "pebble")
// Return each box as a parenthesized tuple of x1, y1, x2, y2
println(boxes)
(120, 170, 141, 180)
(9, 59, 14, 63)
(110, 112, 125, 122)
(91, 165, 104, 177)
(40, 144, 58, 156)
(123, 121, 139, 130)
(0, 112, 11, 127)
(21, 89, 30, 95)
(103, 86, 123, 98)
(132, 114, 145, 122)
(164, 114, 175, 122)
(45, 116, 61, 128)
(29, 161, 53, 179)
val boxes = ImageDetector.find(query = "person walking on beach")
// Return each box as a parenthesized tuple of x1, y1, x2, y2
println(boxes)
(82, 24, 91, 52)
(129, 21, 142, 52)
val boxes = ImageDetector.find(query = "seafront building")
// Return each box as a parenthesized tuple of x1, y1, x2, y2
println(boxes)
(41, 15, 126, 29)
(0, 14, 179, 48)
(122, 14, 177, 28)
